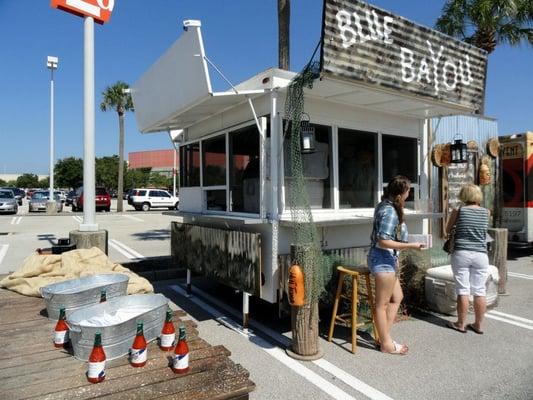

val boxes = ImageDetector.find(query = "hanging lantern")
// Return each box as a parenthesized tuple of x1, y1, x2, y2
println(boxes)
(451, 136, 467, 163)
(300, 113, 315, 154)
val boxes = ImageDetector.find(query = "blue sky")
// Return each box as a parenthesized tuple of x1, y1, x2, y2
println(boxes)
(1, 1, 531, 174)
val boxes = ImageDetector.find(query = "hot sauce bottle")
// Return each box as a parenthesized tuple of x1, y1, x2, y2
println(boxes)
(130, 322, 147, 367)
(87, 332, 106, 383)
(172, 325, 189, 374)
(159, 310, 176, 351)
(53, 307, 69, 348)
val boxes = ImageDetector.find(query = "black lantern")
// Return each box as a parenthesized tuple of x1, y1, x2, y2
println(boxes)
(451, 136, 467, 163)
(300, 113, 315, 154)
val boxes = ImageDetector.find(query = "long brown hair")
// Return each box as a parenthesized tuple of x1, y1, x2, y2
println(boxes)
(384, 175, 411, 223)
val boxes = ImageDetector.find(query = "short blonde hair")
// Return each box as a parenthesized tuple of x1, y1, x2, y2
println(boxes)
(459, 183, 483, 204)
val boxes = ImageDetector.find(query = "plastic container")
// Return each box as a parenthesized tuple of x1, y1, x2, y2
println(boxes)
(425, 264, 499, 315)
(67, 294, 168, 361)
(40, 274, 129, 320)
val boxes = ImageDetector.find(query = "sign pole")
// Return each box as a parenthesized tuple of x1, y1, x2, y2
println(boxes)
(80, 15, 98, 231)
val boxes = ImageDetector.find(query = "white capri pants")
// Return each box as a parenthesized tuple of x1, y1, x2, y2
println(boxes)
(451, 250, 489, 296)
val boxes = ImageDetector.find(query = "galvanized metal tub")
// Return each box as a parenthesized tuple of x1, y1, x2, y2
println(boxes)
(40, 274, 129, 320)
(66, 293, 169, 361)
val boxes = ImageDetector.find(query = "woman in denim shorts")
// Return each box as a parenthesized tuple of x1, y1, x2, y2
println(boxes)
(367, 175, 424, 355)
(446, 184, 490, 335)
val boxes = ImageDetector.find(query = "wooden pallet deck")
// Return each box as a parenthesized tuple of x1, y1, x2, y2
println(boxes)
(0, 288, 255, 400)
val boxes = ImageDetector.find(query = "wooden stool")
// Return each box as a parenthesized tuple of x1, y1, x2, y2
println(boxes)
(327, 265, 379, 353)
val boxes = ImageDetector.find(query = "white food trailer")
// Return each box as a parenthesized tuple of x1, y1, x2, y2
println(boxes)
(131, 0, 487, 313)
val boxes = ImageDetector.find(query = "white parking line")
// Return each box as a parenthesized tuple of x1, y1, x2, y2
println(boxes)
(122, 215, 144, 222)
(10, 217, 22, 225)
(488, 310, 533, 325)
(486, 311, 533, 331)
(508, 272, 533, 280)
(0, 244, 9, 265)
(109, 239, 145, 259)
(109, 241, 136, 260)
(170, 285, 357, 400)
(72, 216, 83, 223)
(179, 283, 394, 400)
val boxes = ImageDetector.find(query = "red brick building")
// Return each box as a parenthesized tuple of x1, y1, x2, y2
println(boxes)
(128, 149, 177, 171)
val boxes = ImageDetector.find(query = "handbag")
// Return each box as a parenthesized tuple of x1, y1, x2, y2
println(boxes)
(443, 207, 461, 254)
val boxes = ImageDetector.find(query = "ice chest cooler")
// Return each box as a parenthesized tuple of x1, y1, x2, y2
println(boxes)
(40, 273, 129, 320)
(425, 264, 499, 315)
(67, 293, 169, 361)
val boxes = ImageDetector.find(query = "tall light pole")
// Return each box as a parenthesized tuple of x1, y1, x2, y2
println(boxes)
(46, 56, 58, 214)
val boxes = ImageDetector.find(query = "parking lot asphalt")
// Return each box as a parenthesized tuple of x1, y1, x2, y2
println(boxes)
(0, 200, 532, 399)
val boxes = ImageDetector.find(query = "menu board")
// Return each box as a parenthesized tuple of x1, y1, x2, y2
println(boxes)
(446, 150, 477, 213)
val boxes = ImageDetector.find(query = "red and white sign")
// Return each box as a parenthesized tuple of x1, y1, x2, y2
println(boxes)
(50, 0, 114, 24)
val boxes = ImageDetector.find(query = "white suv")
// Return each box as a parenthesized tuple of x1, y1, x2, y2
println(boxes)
(130, 189, 179, 211)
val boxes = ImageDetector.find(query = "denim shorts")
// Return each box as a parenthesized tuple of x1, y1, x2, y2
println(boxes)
(367, 247, 398, 274)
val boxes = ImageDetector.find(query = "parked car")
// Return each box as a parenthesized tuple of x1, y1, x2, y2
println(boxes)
(72, 187, 111, 212)
(65, 190, 77, 206)
(0, 189, 18, 214)
(0, 187, 24, 206)
(55, 190, 67, 203)
(129, 188, 179, 211)
(28, 191, 63, 213)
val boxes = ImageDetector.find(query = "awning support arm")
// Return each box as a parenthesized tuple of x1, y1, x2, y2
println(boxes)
(203, 55, 262, 133)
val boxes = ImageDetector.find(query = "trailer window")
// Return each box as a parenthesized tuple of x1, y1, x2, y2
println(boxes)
(229, 124, 260, 214)
(180, 143, 200, 187)
(202, 135, 226, 186)
(338, 128, 376, 208)
(382, 135, 418, 183)
(284, 123, 332, 209)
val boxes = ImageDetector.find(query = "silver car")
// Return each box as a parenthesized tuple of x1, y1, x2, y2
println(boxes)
(28, 191, 63, 213)
(0, 189, 18, 214)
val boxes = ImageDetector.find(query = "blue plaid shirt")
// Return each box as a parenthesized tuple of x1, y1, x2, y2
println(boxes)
(370, 200, 408, 250)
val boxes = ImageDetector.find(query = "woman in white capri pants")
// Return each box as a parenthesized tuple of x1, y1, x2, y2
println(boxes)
(446, 184, 490, 334)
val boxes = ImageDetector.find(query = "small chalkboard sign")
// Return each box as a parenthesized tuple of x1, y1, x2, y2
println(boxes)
(446, 150, 477, 213)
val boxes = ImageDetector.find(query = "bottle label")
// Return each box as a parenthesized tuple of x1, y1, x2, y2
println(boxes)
(54, 330, 69, 344)
(87, 361, 106, 379)
(173, 353, 189, 370)
(130, 347, 147, 364)
(160, 333, 175, 348)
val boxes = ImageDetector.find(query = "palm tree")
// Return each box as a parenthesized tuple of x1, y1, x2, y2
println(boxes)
(100, 81, 134, 212)
(436, 0, 533, 54)
(278, 0, 290, 69)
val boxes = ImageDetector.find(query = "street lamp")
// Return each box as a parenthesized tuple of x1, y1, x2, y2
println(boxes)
(47, 56, 58, 214)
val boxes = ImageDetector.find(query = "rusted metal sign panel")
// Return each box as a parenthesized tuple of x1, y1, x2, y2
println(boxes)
(171, 222, 262, 296)
(321, 0, 488, 113)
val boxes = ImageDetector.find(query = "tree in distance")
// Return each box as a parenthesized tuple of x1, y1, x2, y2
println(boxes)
(100, 81, 134, 212)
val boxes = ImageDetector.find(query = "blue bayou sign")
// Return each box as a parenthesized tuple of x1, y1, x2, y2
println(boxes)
(321, 0, 488, 113)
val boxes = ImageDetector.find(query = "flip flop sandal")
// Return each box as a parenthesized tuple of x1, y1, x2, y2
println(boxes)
(467, 324, 484, 335)
(381, 340, 408, 355)
(447, 321, 466, 333)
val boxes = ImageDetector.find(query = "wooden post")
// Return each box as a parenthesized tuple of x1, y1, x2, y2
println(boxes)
(488, 228, 508, 294)
(286, 244, 323, 360)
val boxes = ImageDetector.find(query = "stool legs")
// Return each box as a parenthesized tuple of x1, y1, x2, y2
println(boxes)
(328, 271, 344, 342)
(365, 273, 379, 345)
(351, 274, 358, 354)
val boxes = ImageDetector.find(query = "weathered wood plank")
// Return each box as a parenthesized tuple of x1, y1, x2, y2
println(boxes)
(79, 362, 249, 400)
(0, 341, 223, 396)
(0, 336, 208, 383)
(8, 357, 238, 400)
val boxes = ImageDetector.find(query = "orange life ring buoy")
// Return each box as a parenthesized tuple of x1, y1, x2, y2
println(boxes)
(288, 264, 305, 306)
